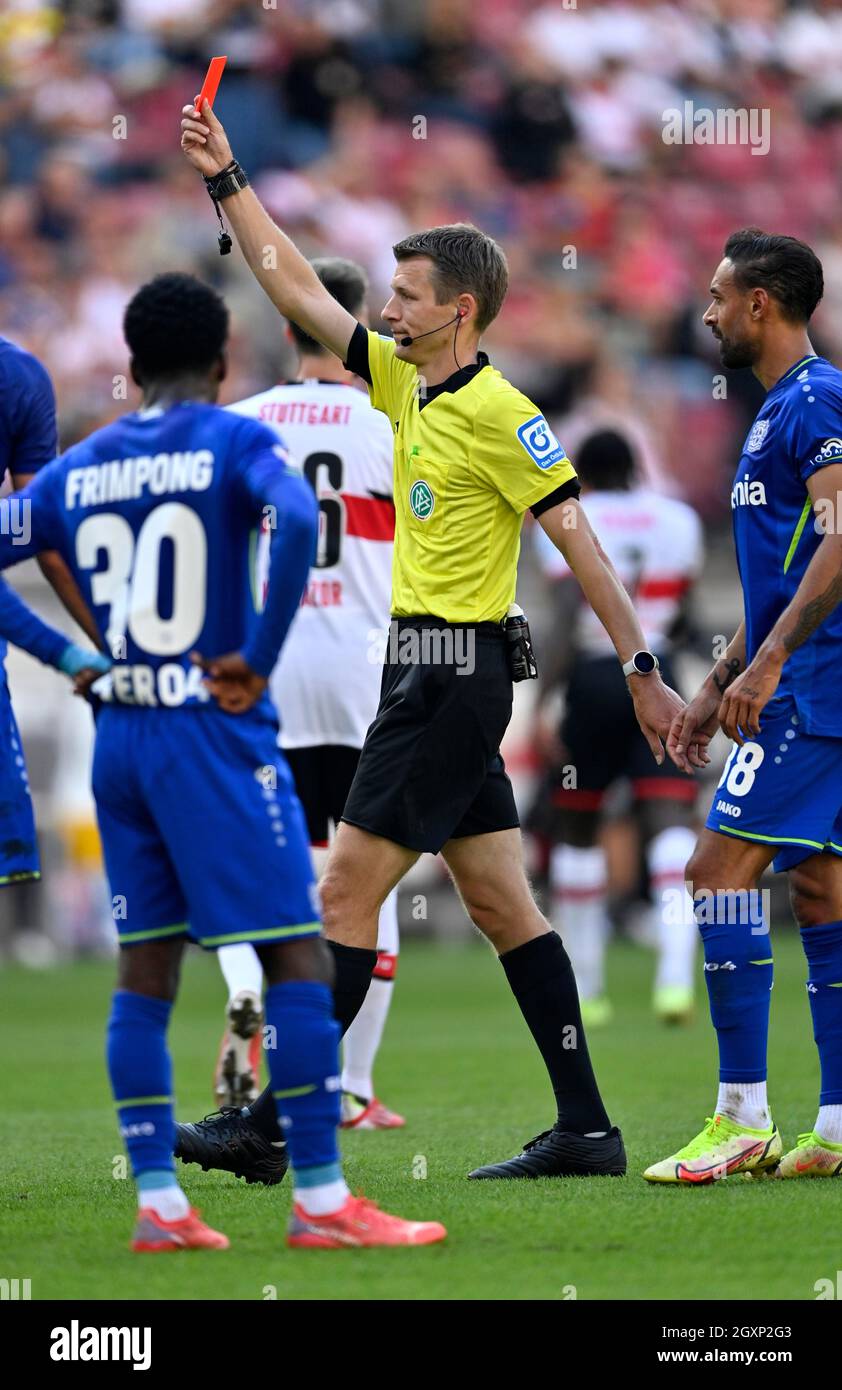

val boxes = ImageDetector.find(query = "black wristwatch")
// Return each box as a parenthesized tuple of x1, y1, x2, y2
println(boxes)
(204, 160, 250, 203)
(622, 650, 660, 677)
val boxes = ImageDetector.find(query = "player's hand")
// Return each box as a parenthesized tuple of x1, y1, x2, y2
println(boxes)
(72, 667, 109, 699)
(667, 689, 719, 774)
(628, 674, 685, 767)
(180, 96, 234, 177)
(718, 653, 782, 746)
(190, 650, 267, 714)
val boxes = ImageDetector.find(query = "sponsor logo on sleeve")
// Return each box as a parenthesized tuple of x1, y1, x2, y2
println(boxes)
(517, 415, 566, 470)
(811, 438, 842, 468)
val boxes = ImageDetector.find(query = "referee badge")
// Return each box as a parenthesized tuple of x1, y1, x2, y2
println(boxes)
(517, 415, 565, 469)
(409, 479, 435, 519)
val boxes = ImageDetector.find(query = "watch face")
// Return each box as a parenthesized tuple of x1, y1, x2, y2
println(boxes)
(635, 651, 657, 673)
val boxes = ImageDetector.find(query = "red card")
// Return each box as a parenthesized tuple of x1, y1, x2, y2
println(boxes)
(195, 56, 227, 115)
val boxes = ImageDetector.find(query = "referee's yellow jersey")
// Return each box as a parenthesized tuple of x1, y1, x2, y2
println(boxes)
(345, 327, 578, 622)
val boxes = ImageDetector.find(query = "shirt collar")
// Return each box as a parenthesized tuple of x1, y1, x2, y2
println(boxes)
(419, 352, 489, 407)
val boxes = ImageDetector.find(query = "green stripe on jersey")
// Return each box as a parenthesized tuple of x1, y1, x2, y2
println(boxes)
(119, 922, 188, 944)
(197, 922, 321, 947)
(780, 354, 819, 382)
(783, 498, 812, 575)
(715, 824, 825, 851)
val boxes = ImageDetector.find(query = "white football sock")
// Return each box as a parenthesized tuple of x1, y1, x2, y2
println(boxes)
(294, 1178, 351, 1217)
(647, 826, 697, 991)
(218, 942, 263, 1003)
(815, 1105, 842, 1144)
(549, 843, 608, 1001)
(342, 887, 399, 1101)
(716, 1080, 770, 1129)
(138, 1184, 190, 1220)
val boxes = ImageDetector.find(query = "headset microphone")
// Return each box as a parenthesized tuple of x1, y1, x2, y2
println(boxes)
(399, 308, 465, 348)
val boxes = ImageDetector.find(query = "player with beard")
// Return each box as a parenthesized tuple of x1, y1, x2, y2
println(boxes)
(646, 229, 842, 1183)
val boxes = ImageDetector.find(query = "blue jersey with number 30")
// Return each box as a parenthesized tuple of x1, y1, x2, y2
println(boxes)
(0, 402, 317, 715)
(732, 354, 842, 737)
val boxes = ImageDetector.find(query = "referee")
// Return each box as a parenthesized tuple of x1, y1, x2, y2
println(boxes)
(178, 99, 685, 1181)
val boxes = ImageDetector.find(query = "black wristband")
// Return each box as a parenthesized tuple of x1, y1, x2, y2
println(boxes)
(204, 159, 249, 203)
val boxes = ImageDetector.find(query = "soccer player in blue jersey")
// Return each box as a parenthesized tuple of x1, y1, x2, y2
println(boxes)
(0, 273, 446, 1250)
(645, 230, 842, 1183)
(0, 336, 109, 884)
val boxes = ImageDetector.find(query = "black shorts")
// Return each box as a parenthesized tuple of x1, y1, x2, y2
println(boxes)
(341, 617, 519, 854)
(555, 654, 696, 811)
(284, 744, 361, 846)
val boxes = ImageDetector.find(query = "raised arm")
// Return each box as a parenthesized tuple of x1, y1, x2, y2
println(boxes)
(180, 99, 357, 360)
(538, 498, 684, 764)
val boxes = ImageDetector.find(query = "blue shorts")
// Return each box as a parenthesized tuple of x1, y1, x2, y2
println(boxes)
(0, 683, 39, 884)
(92, 705, 321, 949)
(705, 694, 842, 872)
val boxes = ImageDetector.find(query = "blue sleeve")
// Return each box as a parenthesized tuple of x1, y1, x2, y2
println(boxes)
(0, 350, 58, 482)
(793, 385, 842, 483)
(0, 578, 68, 668)
(236, 441, 318, 677)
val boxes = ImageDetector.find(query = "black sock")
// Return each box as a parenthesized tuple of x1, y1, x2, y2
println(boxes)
(246, 940, 379, 1141)
(501, 932, 611, 1135)
(327, 940, 379, 1034)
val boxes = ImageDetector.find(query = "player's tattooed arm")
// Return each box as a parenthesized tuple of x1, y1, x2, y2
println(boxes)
(781, 562, 842, 653)
(701, 622, 746, 697)
(757, 465, 842, 665)
(667, 622, 747, 772)
(711, 655, 743, 694)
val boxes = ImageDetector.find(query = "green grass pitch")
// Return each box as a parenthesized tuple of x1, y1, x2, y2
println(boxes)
(1, 930, 837, 1301)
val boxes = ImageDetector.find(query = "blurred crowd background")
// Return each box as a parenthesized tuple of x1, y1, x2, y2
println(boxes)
(2, 0, 841, 958)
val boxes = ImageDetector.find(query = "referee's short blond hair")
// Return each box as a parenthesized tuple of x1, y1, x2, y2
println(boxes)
(393, 224, 508, 332)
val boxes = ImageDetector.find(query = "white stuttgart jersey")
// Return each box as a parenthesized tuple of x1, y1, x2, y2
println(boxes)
(535, 488, 704, 656)
(228, 380, 395, 747)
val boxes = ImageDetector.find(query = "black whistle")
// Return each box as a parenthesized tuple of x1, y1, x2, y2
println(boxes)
(218, 231, 233, 255)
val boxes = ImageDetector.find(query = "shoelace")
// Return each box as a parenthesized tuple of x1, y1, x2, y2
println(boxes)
(196, 1107, 251, 1144)
(522, 1130, 554, 1153)
(676, 1118, 721, 1160)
